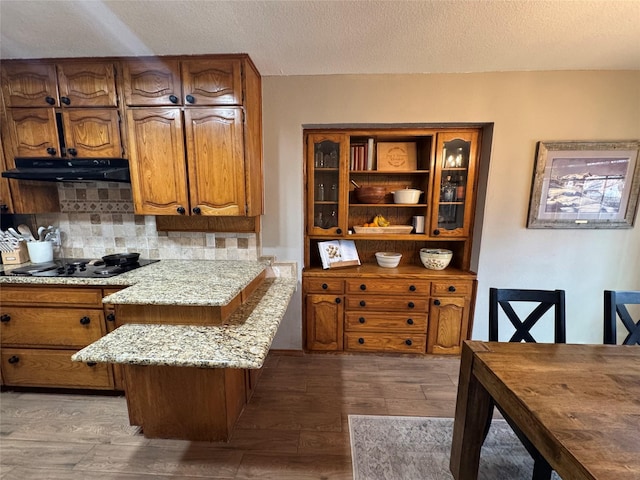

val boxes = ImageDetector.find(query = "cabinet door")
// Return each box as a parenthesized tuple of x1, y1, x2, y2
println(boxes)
(306, 133, 348, 236)
(126, 108, 190, 215)
(5, 108, 60, 157)
(427, 296, 469, 354)
(56, 62, 117, 107)
(0, 147, 13, 214)
(185, 107, 246, 215)
(123, 58, 182, 106)
(1, 62, 59, 107)
(61, 109, 123, 158)
(430, 131, 479, 238)
(181, 59, 242, 106)
(306, 294, 343, 351)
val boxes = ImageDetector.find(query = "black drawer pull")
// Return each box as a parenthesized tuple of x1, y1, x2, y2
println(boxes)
(335, 298, 341, 304)
(321, 283, 328, 290)
(46, 147, 57, 156)
(169, 94, 179, 104)
(106, 313, 116, 322)
(185, 94, 195, 104)
(79, 316, 91, 325)
(60, 96, 71, 105)
(177, 206, 186, 214)
(433, 229, 440, 236)
(0, 314, 11, 323)
(405, 339, 413, 346)
(67, 148, 78, 156)
(434, 299, 441, 306)
(409, 285, 416, 291)
(360, 284, 366, 291)
(192, 206, 202, 214)
(408, 302, 415, 309)
(8, 355, 19, 364)
(336, 228, 342, 234)
(407, 318, 414, 325)
(87, 362, 97, 367)
(448, 286, 456, 292)
(359, 300, 366, 307)
(358, 338, 365, 344)
(359, 317, 365, 324)
(45, 96, 55, 105)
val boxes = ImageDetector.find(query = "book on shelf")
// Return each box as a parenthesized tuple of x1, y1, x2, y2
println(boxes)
(367, 137, 374, 170)
(350, 142, 373, 171)
(318, 240, 361, 269)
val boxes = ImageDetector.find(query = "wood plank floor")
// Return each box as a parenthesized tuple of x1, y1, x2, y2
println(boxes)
(0, 351, 461, 479)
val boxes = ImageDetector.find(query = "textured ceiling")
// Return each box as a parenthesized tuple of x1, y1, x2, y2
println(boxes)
(1, 0, 639, 76)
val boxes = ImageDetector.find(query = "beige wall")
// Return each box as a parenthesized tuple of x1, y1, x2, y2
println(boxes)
(263, 71, 640, 349)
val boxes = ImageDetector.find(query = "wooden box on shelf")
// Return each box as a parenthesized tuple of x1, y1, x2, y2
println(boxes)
(376, 142, 417, 171)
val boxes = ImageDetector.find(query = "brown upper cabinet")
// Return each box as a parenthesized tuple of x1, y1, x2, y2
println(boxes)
(123, 55, 263, 216)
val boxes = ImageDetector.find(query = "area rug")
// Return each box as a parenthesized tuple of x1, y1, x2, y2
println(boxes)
(349, 415, 562, 480)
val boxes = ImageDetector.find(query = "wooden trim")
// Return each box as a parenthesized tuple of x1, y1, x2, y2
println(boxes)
(155, 215, 260, 233)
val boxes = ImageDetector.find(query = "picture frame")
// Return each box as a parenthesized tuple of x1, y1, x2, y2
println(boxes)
(527, 140, 640, 229)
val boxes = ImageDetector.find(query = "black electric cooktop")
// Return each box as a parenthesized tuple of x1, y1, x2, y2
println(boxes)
(2, 258, 159, 278)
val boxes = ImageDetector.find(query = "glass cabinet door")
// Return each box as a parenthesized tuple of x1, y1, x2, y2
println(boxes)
(306, 133, 348, 236)
(431, 131, 479, 237)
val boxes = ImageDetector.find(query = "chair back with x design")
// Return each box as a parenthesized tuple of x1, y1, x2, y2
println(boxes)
(489, 288, 566, 343)
(604, 290, 640, 345)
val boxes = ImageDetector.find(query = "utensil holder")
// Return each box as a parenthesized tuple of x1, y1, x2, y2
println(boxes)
(1, 242, 30, 265)
(26, 241, 54, 264)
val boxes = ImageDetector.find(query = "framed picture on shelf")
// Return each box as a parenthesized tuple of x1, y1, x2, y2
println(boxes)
(527, 140, 640, 229)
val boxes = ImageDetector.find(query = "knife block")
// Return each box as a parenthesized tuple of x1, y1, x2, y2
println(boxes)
(1, 242, 30, 265)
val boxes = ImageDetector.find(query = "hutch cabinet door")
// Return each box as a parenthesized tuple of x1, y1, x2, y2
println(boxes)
(122, 58, 182, 106)
(306, 133, 348, 236)
(126, 108, 190, 215)
(56, 62, 118, 107)
(61, 109, 123, 158)
(427, 295, 469, 354)
(184, 107, 246, 216)
(305, 294, 344, 351)
(430, 131, 479, 238)
(5, 108, 60, 158)
(181, 59, 242, 106)
(1, 62, 58, 107)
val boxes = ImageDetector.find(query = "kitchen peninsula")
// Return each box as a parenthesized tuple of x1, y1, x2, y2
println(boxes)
(0, 259, 297, 442)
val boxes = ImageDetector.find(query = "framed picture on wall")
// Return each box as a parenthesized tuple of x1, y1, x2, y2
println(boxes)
(527, 140, 640, 229)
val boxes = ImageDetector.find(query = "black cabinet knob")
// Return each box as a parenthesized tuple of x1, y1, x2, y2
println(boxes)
(360, 284, 366, 291)
(192, 206, 201, 214)
(335, 298, 341, 304)
(67, 148, 77, 156)
(45, 96, 55, 105)
(0, 314, 11, 323)
(87, 362, 97, 367)
(359, 317, 365, 324)
(79, 316, 91, 325)
(433, 229, 440, 236)
(409, 285, 416, 291)
(407, 318, 414, 325)
(0, 205, 8, 213)
(169, 94, 178, 104)
(448, 286, 456, 292)
(60, 96, 71, 105)
(185, 94, 195, 104)
(405, 339, 413, 346)
(434, 299, 441, 306)
(408, 301, 415, 308)
(321, 283, 328, 290)
(46, 147, 56, 156)
(358, 338, 365, 344)
(177, 206, 186, 214)
(359, 300, 366, 307)
(8, 355, 19, 364)
(106, 313, 115, 322)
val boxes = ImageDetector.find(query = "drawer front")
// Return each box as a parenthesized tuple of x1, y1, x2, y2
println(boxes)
(304, 278, 344, 294)
(346, 279, 430, 296)
(0, 308, 105, 347)
(345, 297, 428, 312)
(431, 281, 473, 296)
(1, 348, 114, 389)
(0, 286, 104, 307)
(344, 333, 426, 353)
(345, 312, 427, 332)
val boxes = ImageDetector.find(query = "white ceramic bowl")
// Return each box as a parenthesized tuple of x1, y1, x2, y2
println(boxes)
(375, 252, 402, 268)
(419, 248, 452, 270)
(392, 188, 422, 204)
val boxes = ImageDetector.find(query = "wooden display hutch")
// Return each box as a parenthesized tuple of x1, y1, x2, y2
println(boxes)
(302, 127, 481, 355)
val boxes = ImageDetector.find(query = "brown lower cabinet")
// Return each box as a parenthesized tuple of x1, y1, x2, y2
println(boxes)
(303, 265, 476, 355)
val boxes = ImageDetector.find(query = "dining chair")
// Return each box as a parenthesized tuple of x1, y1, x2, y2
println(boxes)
(486, 287, 567, 480)
(604, 290, 640, 345)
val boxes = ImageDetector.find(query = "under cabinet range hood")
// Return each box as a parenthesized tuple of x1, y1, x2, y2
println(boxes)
(1, 158, 131, 183)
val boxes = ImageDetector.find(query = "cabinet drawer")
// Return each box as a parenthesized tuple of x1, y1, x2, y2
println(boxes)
(344, 333, 426, 353)
(346, 279, 430, 296)
(1, 348, 114, 389)
(305, 278, 344, 294)
(345, 312, 427, 332)
(345, 297, 428, 312)
(431, 281, 473, 296)
(0, 308, 105, 348)
(0, 286, 104, 307)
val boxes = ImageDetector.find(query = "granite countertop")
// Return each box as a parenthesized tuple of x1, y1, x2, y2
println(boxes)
(72, 277, 296, 369)
(1, 259, 267, 307)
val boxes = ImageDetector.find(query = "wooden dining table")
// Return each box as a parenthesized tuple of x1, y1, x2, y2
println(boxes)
(450, 341, 640, 480)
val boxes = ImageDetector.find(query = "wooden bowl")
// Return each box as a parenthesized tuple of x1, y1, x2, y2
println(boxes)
(355, 186, 386, 204)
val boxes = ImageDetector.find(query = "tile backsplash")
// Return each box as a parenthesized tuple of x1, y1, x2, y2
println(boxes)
(34, 182, 260, 261)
